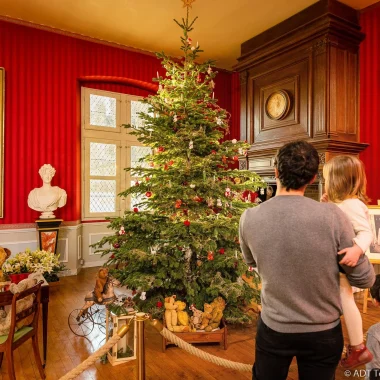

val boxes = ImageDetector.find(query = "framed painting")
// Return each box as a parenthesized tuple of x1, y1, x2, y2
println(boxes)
(366, 206, 380, 263)
(0, 68, 4, 218)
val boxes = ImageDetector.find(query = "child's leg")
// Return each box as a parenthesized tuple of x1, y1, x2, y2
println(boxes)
(340, 273, 363, 346)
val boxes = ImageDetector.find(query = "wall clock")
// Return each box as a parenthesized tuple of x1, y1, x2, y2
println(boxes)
(265, 90, 291, 120)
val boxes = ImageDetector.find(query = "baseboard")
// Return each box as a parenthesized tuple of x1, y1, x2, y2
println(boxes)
(82, 259, 107, 268)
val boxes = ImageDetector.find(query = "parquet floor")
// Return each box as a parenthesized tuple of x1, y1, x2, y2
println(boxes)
(1, 267, 379, 380)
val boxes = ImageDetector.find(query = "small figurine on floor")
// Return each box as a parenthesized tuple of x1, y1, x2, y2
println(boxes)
(205, 297, 226, 332)
(175, 300, 190, 330)
(189, 304, 203, 330)
(79, 268, 119, 317)
(164, 295, 190, 332)
(199, 303, 213, 331)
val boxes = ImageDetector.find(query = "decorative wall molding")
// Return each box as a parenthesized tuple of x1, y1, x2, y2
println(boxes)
(0, 15, 157, 58)
(77, 235, 82, 260)
(88, 233, 113, 256)
(82, 259, 108, 268)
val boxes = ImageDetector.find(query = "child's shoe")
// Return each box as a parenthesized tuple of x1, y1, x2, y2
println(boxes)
(340, 344, 373, 369)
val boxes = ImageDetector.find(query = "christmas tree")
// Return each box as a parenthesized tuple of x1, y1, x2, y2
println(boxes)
(94, 3, 264, 324)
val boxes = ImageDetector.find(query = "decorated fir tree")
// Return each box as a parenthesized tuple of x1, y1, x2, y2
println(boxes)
(94, 4, 265, 323)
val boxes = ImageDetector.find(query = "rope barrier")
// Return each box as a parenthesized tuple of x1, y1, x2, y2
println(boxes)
(59, 324, 130, 380)
(150, 319, 252, 372)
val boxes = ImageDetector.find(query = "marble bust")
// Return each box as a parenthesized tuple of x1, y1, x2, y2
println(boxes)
(27, 164, 67, 219)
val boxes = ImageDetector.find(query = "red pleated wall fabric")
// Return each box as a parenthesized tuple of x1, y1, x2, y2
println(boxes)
(0, 20, 234, 224)
(360, 7, 380, 204)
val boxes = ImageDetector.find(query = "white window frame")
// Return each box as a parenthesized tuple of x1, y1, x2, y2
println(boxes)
(81, 87, 146, 220)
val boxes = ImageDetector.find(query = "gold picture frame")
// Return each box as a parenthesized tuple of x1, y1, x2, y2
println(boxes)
(366, 206, 380, 262)
(0, 68, 4, 218)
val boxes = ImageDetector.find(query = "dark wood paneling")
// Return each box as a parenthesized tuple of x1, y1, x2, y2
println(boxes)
(236, 0, 367, 187)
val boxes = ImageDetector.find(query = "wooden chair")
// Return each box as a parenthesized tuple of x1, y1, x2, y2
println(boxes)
(0, 281, 45, 379)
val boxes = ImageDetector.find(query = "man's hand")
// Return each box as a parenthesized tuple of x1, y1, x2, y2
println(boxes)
(320, 193, 329, 203)
(338, 244, 363, 267)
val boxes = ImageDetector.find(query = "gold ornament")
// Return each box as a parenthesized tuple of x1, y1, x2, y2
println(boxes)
(234, 177, 241, 184)
(182, 0, 196, 8)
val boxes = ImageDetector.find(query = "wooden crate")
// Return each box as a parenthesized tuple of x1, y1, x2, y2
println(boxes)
(162, 319, 228, 352)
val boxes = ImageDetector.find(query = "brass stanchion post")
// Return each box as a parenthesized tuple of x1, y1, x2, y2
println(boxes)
(136, 312, 148, 380)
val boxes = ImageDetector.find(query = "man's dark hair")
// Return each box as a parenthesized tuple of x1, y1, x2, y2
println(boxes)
(370, 274, 380, 302)
(274, 140, 319, 191)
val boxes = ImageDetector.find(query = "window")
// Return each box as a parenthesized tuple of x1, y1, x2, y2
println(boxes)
(81, 88, 150, 220)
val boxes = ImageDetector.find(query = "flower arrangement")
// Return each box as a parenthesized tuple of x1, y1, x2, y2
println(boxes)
(2, 249, 63, 281)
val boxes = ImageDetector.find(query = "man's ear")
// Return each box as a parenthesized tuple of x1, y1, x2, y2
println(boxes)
(274, 168, 279, 178)
(309, 174, 317, 185)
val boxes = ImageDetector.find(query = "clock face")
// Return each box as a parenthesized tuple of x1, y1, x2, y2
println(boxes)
(265, 91, 291, 120)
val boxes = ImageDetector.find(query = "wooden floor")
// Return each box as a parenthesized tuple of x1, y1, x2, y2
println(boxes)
(1, 267, 379, 380)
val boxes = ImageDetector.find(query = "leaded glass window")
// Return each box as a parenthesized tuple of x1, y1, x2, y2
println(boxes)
(90, 94, 116, 128)
(89, 180, 116, 213)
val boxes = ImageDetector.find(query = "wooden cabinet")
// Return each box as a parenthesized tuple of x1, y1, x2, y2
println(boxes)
(235, 0, 368, 194)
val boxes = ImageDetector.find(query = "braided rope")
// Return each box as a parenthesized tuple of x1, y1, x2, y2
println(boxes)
(159, 327, 252, 372)
(58, 334, 121, 380)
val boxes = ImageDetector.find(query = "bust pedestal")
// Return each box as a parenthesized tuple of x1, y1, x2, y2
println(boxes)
(35, 219, 63, 255)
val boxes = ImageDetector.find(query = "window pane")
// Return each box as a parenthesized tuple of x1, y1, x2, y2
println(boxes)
(130, 181, 147, 211)
(90, 180, 116, 213)
(90, 94, 116, 128)
(131, 100, 150, 129)
(90, 142, 117, 176)
(131, 146, 151, 169)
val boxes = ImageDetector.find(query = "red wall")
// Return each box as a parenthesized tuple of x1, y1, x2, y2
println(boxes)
(360, 6, 380, 204)
(0, 20, 234, 225)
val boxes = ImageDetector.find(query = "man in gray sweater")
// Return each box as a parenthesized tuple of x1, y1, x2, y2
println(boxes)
(239, 140, 375, 380)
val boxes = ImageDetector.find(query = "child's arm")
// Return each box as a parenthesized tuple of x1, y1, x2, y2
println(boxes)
(338, 199, 373, 267)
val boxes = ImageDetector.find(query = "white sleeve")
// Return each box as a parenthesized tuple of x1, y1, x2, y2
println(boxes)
(338, 200, 373, 253)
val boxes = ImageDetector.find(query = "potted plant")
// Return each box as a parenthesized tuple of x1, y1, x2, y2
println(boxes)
(2, 248, 63, 284)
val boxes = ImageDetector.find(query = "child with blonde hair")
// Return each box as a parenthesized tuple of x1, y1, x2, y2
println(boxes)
(322, 155, 373, 368)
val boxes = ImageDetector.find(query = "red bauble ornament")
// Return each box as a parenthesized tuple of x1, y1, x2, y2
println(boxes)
(233, 156, 239, 161)
(168, 160, 174, 166)
(157, 146, 165, 152)
(113, 243, 120, 249)
(146, 191, 152, 198)
(207, 251, 214, 261)
(219, 248, 225, 254)
(197, 74, 202, 83)
(133, 207, 139, 213)
(164, 164, 169, 170)
(211, 150, 216, 155)
(110, 254, 115, 259)
(156, 301, 163, 308)
(135, 181, 139, 186)
(145, 177, 150, 181)
(184, 220, 191, 227)
(175, 199, 182, 209)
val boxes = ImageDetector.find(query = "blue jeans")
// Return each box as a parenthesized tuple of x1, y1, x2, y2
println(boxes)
(253, 316, 343, 380)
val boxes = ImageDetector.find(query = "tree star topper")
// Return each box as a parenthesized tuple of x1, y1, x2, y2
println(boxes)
(182, 0, 196, 8)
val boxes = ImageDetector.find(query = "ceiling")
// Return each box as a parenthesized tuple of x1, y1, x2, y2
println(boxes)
(0, 0, 378, 69)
